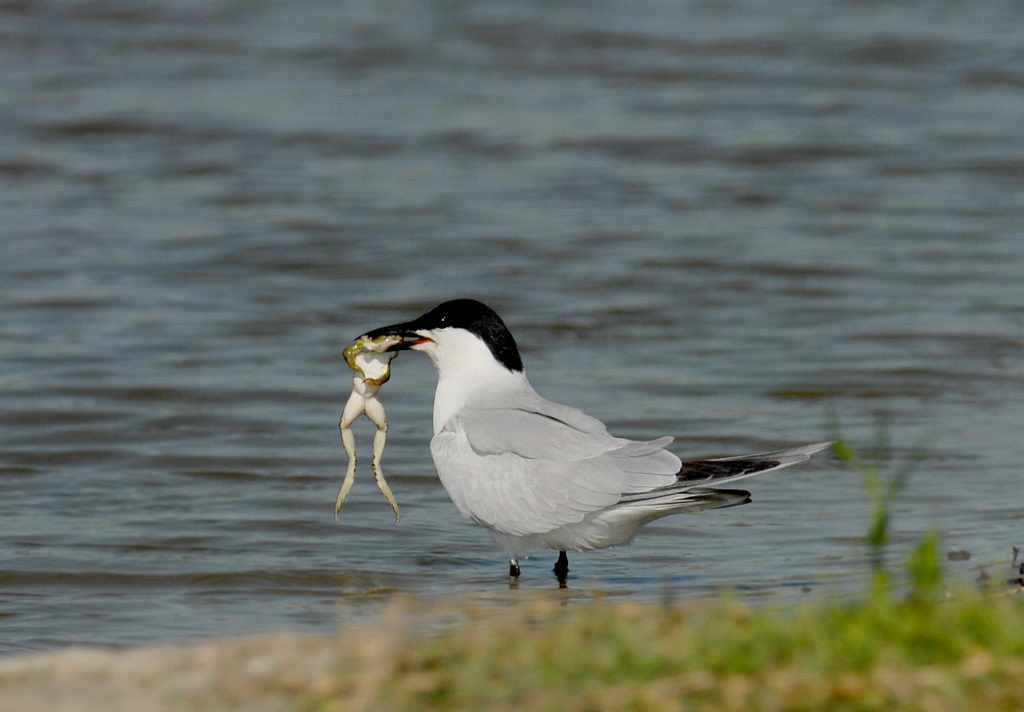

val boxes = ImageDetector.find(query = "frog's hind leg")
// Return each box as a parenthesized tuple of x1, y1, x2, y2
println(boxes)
(364, 395, 400, 522)
(335, 391, 365, 518)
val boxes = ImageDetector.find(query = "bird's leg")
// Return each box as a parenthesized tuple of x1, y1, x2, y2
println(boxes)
(553, 550, 569, 582)
(364, 393, 399, 523)
(508, 557, 521, 578)
(335, 389, 366, 518)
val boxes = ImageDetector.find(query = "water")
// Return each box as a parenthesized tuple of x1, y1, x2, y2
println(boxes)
(2, 0, 1023, 655)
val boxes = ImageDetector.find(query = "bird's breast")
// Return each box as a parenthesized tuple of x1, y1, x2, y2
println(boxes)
(429, 426, 478, 520)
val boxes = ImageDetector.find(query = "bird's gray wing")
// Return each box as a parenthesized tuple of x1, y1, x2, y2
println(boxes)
(430, 401, 681, 536)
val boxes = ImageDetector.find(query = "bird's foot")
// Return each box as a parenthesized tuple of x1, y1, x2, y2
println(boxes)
(553, 550, 569, 584)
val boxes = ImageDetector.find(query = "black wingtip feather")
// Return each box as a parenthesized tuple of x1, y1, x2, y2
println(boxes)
(678, 458, 782, 484)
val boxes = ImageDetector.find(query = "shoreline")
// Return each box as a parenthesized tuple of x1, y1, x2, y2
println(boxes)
(3, 587, 1022, 712)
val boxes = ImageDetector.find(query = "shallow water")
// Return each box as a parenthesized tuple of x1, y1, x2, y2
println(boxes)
(2, 0, 1023, 655)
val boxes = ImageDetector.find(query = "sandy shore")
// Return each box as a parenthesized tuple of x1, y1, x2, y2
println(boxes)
(4, 587, 1022, 712)
(0, 632, 342, 712)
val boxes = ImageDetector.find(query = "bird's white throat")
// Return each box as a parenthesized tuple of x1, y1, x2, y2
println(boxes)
(413, 328, 530, 434)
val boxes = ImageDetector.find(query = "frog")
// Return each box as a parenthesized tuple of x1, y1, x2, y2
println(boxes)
(335, 335, 402, 522)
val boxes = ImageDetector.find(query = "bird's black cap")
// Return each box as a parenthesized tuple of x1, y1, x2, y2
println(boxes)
(363, 299, 524, 372)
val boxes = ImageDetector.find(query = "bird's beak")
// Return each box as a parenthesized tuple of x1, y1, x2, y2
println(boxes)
(359, 321, 434, 351)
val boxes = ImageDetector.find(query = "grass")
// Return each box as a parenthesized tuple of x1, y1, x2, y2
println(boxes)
(6, 553, 1020, 712)
(828, 411, 928, 578)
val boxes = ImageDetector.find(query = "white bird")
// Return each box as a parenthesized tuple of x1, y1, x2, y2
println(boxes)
(359, 299, 831, 581)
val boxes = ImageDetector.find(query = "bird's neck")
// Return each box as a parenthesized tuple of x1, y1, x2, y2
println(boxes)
(432, 363, 529, 435)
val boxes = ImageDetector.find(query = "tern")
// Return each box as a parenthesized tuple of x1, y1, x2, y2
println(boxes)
(358, 299, 831, 581)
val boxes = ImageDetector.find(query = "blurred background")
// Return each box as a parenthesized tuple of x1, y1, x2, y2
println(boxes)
(1, 0, 1022, 654)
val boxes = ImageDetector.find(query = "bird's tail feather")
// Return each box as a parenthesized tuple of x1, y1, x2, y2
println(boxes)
(617, 486, 751, 513)
(617, 440, 831, 510)
(676, 440, 833, 488)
